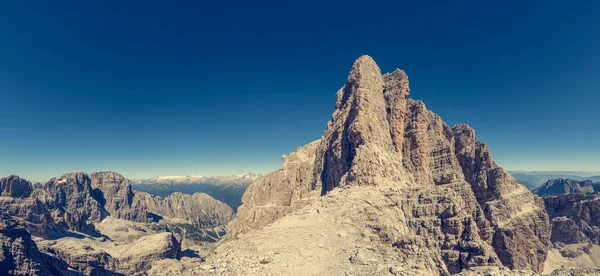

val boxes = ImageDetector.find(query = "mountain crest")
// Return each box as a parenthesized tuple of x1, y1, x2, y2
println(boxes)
(229, 55, 551, 274)
(316, 55, 408, 195)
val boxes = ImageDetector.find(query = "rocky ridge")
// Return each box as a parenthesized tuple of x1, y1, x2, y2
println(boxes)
(207, 55, 552, 275)
(0, 213, 74, 276)
(0, 171, 233, 275)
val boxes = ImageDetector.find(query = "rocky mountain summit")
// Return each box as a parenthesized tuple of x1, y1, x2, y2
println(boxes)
(0, 171, 233, 275)
(170, 55, 554, 275)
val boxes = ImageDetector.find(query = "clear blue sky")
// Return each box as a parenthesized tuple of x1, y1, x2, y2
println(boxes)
(1, 1, 599, 182)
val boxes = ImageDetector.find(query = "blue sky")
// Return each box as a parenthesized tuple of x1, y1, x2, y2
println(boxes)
(0, 1, 599, 182)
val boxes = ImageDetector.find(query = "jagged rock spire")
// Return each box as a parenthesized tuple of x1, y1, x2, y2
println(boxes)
(230, 55, 551, 274)
(315, 55, 407, 194)
(383, 68, 410, 161)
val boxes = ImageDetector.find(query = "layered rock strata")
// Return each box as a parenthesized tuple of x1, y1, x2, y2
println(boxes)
(228, 55, 551, 274)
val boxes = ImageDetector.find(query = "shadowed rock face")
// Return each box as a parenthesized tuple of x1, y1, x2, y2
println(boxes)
(229, 55, 551, 274)
(233, 140, 321, 232)
(541, 193, 600, 273)
(0, 175, 33, 198)
(90, 171, 149, 222)
(544, 194, 600, 245)
(0, 214, 71, 276)
(41, 172, 107, 233)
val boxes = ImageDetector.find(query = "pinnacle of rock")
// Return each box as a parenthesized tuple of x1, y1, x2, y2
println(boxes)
(226, 55, 551, 275)
(317, 55, 407, 195)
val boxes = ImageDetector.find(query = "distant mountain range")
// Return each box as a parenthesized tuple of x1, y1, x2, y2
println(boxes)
(534, 178, 600, 196)
(509, 171, 600, 190)
(131, 173, 263, 210)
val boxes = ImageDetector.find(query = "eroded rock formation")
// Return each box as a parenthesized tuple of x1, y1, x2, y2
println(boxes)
(1, 171, 233, 275)
(90, 171, 147, 222)
(544, 193, 600, 246)
(226, 55, 551, 274)
(0, 175, 33, 198)
(0, 214, 71, 276)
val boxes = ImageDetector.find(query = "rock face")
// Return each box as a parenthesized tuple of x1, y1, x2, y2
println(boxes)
(90, 171, 147, 222)
(41, 172, 108, 234)
(234, 140, 321, 233)
(453, 124, 551, 271)
(0, 214, 71, 276)
(0, 175, 33, 198)
(541, 193, 600, 273)
(314, 56, 409, 194)
(544, 194, 600, 245)
(227, 55, 551, 274)
(0, 195, 63, 239)
(535, 178, 600, 196)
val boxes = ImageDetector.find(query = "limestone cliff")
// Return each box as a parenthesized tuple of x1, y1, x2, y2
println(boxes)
(226, 55, 551, 274)
(90, 171, 147, 222)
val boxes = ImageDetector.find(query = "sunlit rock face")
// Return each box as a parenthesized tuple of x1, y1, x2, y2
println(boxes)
(228, 55, 551, 274)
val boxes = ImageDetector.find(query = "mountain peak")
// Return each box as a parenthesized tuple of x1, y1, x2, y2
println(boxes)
(229, 56, 551, 274)
(0, 175, 32, 198)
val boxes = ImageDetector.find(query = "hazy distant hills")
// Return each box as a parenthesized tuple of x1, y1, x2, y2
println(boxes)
(509, 170, 600, 190)
(131, 173, 263, 210)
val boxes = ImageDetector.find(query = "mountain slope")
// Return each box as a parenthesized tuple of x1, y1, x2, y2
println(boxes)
(193, 55, 551, 275)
